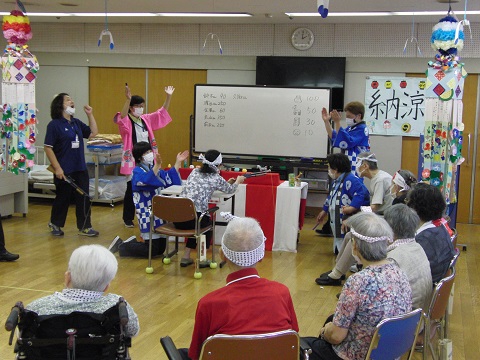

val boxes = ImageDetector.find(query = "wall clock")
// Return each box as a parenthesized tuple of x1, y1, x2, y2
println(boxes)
(291, 27, 314, 50)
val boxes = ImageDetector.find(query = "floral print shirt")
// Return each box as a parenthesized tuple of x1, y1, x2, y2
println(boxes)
(181, 169, 238, 212)
(333, 262, 412, 360)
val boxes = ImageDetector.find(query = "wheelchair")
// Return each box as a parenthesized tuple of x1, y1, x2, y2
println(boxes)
(5, 297, 132, 360)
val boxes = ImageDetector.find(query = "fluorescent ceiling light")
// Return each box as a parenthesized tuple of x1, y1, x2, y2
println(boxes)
(285, 12, 390, 17)
(0, 12, 252, 18)
(286, 10, 480, 17)
(156, 12, 253, 17)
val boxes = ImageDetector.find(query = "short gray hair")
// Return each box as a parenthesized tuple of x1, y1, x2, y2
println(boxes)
(223, 217, 264, 253)
(345, 212, 392, 261)
(384, 204, 419, 239)
(68, 245, 118, 292)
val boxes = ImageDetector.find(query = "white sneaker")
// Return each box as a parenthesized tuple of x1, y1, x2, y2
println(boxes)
(123, 235, 137, 243)
(108, 236, 123, 253)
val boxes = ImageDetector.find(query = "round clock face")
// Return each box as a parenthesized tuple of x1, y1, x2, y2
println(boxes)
(291, 28, 314, 50)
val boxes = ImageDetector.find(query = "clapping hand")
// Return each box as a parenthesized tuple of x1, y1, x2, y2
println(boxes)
(125, 84, 131, 100)
(176, 150, 189, 162)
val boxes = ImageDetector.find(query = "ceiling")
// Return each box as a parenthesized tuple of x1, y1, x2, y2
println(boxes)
(0, 0, 475, 24)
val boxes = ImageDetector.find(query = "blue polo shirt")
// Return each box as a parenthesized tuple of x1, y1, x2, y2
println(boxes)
(44, 117, 91, 174)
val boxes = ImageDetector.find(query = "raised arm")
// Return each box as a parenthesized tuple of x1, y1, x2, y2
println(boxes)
(84, 105, 98, 138)
(120, 84, 132, 119)
(162, 86, 175, 111)
(174, 150, 189, 170)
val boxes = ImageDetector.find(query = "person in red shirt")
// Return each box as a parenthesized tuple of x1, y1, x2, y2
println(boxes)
(179, 216, 299, 360)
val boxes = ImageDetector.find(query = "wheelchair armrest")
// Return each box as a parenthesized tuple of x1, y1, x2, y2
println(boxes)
(160, 336, 184, 360)
(117, 297, 129, 327)
(300, 337, 312, 360)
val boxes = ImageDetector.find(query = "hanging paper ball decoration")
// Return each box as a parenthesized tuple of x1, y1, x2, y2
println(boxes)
(431, 15, 463, 55)
(2, 10, 32, 45)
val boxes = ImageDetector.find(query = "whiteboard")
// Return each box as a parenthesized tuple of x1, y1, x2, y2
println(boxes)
(194, 85, 330, 158)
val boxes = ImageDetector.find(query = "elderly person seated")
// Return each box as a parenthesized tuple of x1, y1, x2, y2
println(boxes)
(27, 244, 139, 338)
(179, 217, 299, 360)
(302, 212, 412, 360)
(384, 204, 432, 310)
(406, 183, 455, 284)
(390, 169, 417, 205)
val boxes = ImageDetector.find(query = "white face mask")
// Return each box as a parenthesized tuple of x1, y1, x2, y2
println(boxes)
(346, 117, 355, 127)
(142, 152, 154, 165)
(355, 163, 364, 177)
(65, 106, 75, 116)
(327, 169, 336, 179)
(133, 107, 144, 117)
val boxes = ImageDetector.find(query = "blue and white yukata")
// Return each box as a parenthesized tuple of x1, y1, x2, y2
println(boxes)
(118, 164, 181, 258)
(331, 121, 370, 174)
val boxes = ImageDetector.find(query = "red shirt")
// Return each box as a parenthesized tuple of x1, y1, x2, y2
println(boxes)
(188, 268, 299, 360)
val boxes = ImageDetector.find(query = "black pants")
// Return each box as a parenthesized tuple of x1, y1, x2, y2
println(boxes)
(119, 237, 166, 258)
(0, 214, 6, 252)
(122, 180, 135, 223)
(174, 213, 212, 250)
(300, 315, 342, 360)
(51, 170, 92, 230)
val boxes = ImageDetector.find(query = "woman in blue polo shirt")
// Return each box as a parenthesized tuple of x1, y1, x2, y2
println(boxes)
(44, 93, 99, 237)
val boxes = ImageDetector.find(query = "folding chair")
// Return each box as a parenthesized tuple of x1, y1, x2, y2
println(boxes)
(364, 308, 423, 360)
(417, 268, 456, 360)
(148, 195, 219, 278)
(160, 329, 312, 360)
(4, 298, 131, 360)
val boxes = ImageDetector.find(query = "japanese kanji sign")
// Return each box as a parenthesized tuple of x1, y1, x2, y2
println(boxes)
(365, 76, 425, 137)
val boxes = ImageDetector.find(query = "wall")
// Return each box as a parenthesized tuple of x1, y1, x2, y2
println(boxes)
(4, 21, 479, 205)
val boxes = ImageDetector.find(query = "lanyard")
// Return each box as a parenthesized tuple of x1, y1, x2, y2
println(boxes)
(225, 274, 260, 286)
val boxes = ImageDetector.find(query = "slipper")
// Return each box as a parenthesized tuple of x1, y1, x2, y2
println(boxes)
(180, 258, 194, 267)
(199, 260, 211, 268)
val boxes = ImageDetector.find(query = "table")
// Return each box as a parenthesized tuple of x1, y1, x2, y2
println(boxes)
(167, 170, 308, 253)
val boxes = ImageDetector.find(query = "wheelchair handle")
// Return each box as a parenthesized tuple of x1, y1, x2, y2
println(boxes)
(118, 297, 129, 326)
(5, 302, 23, 331)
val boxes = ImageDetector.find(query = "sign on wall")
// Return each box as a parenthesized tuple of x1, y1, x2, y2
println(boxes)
(364, 76, 426, 137)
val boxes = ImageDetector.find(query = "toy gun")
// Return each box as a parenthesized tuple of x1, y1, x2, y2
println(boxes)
(244, 169, 272, 178)
(47, 165, 91, 198)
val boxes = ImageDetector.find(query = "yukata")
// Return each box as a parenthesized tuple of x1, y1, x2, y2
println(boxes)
(131, 164, 181, 237)
(322, 173, 370, 252)
(331, 121, 370, 173)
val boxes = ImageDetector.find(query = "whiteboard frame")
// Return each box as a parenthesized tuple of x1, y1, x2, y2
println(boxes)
(193, 84, 331, 159)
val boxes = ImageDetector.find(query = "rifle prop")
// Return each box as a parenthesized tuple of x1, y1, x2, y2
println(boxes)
(47, 165, 91, 199)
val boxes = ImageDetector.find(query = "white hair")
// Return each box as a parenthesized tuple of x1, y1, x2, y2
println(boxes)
(68, 245, 118, 292)
(222, 217, 265, 266)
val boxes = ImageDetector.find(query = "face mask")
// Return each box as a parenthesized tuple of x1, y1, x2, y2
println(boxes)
(355, 164, 364, 177)
(65, 106, 75, 116)
(133, 107, 144, 117)
(346, 117, 355, 127)
(328, 169, 336, 179)
(142, 152, 154, 165)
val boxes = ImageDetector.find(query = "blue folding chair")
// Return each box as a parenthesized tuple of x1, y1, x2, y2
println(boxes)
(365, 308, 423, 360)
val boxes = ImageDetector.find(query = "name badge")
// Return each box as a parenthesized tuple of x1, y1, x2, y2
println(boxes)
(72, 134, 79, 149)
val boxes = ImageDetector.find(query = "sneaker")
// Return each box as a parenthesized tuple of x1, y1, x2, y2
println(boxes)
(0, 250, 20, 262)
(48, 222, 64, 236)
(124, 221, 135, 228)
(108, 236, 123, 253)
(79, 228, 99, 237)
(123, 235, 137, 243)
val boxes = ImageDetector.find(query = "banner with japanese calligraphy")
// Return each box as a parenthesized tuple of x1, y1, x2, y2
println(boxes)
(364, 76, 426, 137)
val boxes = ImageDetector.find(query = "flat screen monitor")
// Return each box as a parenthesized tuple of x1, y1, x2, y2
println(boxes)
(256, 56, 346, 111)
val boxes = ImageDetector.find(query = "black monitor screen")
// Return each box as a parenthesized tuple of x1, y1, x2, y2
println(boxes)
(255, 56, 346, 111)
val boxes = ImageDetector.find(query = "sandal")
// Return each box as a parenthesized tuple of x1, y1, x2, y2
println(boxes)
(180, 258, 194, 267)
